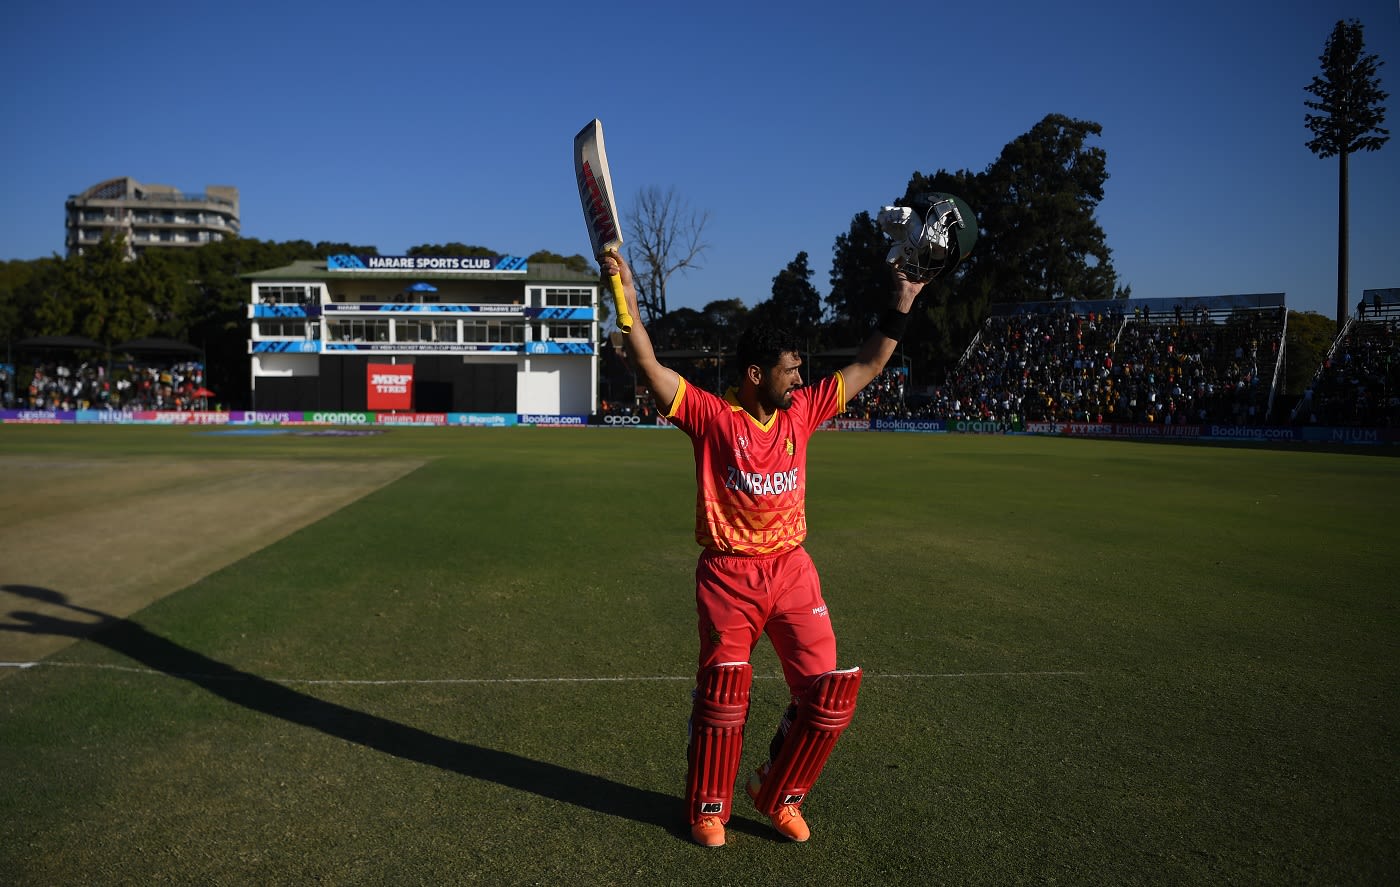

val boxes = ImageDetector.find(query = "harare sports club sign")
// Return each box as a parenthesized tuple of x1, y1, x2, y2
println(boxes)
(326, 255, 528, 273)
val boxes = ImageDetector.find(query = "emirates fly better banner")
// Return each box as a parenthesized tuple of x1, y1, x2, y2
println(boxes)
(366, 363, 414, 410)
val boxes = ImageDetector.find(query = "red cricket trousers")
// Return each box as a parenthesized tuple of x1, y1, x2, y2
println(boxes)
(694, 545, 837, 699)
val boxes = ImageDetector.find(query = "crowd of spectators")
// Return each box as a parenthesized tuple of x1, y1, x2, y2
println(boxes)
(846, 367, 909, 419)
(860, 302, 1287, 427)
(1295, 318, 1399, 427)
(17, 360, 212, 411)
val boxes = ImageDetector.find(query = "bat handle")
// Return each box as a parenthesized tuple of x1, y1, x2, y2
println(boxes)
(608, 273, 633, 333)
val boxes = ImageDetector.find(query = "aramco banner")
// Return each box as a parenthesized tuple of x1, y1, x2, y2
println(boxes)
(366, 363, 414, 411)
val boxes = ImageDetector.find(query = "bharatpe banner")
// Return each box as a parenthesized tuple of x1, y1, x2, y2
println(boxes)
(449, 413, 517, 427)
(366, 363, 414, 411)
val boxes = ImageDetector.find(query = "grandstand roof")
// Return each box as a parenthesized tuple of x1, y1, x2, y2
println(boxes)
(987, 293, 1285, 316)
(16, 335, 106, 351)
(243, 259, 597, 284)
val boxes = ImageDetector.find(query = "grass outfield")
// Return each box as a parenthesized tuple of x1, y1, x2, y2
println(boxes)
(1, 426, 1396, 885)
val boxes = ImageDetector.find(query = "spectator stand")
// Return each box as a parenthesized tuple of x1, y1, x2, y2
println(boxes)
(915, 293, 1286, 427)
(111, 339, 209, 411)
(13, 335, 108, 410)
(13, 336, 208, 412)
(1292, 288, 1400, 427)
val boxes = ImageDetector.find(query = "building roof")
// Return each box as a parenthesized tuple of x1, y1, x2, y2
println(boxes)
(69, 177, 238, 208)
(243, 258, 597, 284)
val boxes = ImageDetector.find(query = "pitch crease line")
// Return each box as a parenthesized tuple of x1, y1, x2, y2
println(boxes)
(1, 661, 1087, 683)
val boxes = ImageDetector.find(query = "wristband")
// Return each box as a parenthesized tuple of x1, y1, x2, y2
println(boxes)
(877, 308, 910, 342)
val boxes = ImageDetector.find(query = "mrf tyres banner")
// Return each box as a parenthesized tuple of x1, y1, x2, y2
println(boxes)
(366, 363, 413, 411)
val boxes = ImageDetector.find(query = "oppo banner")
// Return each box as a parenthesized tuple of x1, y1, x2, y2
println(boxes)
(587, 413, 673, 427)
(366, 363, 414, 411)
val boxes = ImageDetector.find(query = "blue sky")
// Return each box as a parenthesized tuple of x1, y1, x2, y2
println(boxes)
(2, 0, 1396, 322)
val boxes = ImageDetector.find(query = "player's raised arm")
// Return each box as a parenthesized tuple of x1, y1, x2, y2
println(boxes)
(604, 251, 681, 410)
(838, 268, 926, 399)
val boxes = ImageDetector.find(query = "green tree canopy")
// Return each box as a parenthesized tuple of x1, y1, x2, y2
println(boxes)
(701, 298, 749, 341)
(750, 252, 822, 343)
(825, 211, 889, 343)
(527, 250, 595, 273)
(952, 113, 1119, 306)
(407, 243, 494, 257)
(824, 113, 1123, 377)
(1284, 310, 1342, 398)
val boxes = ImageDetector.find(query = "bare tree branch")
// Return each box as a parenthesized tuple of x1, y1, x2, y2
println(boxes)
(623, 186, 710, 324)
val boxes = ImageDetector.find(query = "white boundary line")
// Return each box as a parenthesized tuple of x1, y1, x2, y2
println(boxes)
(1, 661, 1087, 684)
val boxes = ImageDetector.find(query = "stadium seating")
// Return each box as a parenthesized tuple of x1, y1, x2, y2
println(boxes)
(20, 360, 210, 411)
(867, 295, 1290, 426)
(1292, 293, 1400, 427)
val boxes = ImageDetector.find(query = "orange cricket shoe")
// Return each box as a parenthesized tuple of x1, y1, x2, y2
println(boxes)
(690, 815, 726, 848)
(745, 770, 811, 842)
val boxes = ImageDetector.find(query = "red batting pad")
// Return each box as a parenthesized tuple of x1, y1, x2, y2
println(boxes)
(751, 667, 862, 814)
(686, 662, 753, 824)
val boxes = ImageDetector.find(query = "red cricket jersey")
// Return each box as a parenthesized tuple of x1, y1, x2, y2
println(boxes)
(665, 373, 846, 555)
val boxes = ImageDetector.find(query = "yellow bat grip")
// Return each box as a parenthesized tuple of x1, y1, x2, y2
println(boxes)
(609, 272, 633, 333)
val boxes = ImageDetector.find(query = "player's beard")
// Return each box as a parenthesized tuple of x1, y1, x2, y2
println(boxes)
(762, 385, 796, 412)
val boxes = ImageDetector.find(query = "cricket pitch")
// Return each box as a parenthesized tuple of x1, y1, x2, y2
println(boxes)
(0, 456, 422, 668)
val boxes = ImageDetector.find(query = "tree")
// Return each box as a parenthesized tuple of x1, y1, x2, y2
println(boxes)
(751, 252, 822, 343)
(0, 258, 46, 345)
(407, 243, 493, 257)
(42, 234, 154, 344)
(1304, 18, 1389, 329)
(700, 298, 748, 339)
(315, 242, 379, 257)
(863, 115, 1123, 380)
(957, 114, 1119, 306)
(1283, 309, 1340, 399)
(527, 250, 594, 274)
(826, 211, 889, 342)
(623, 186, 710, 323)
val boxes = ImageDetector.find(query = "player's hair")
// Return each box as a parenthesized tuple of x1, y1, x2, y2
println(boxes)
(736, 320, 802, 373)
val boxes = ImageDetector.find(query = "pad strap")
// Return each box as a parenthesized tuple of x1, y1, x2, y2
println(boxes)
(685, 662, 752, 824)
(752, 667, 862, 814)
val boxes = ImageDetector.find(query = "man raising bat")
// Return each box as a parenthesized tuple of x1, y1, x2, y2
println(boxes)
(604, 193, 976, 848)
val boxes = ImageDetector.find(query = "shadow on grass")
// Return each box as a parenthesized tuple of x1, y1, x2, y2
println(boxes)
(1, 583, 704, 840)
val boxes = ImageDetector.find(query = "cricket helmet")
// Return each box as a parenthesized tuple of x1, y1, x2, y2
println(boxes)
(879, 192, 978, 282)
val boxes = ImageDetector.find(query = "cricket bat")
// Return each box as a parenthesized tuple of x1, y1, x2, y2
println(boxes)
(573, 119, 633, 333)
